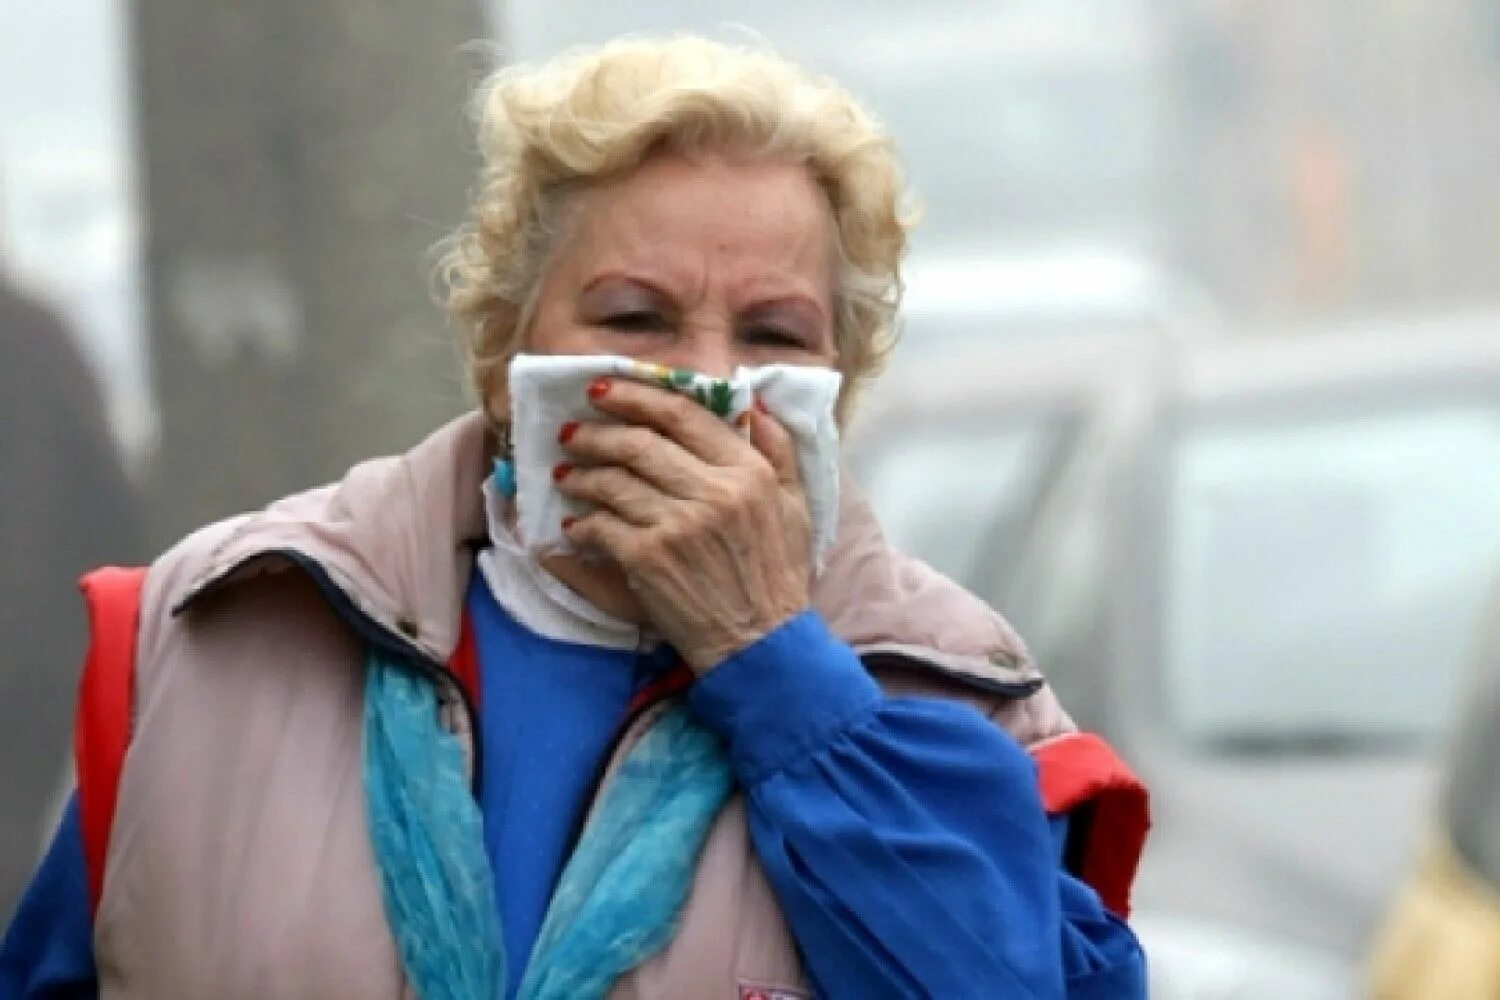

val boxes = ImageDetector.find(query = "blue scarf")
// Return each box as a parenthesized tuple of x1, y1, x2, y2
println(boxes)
(362, 651, 733, 1000)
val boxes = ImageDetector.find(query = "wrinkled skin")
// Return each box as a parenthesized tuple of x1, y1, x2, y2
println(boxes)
(559, 380, 813, 673)
(519, 152, 839, 673)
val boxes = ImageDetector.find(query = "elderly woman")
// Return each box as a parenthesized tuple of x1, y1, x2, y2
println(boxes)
(1, 36, 1147, 999)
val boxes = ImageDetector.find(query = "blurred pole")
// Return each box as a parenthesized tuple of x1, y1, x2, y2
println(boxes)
(130, 1, 487, 547)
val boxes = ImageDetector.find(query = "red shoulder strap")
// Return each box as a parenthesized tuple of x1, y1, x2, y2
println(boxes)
(447, 608, 481, 708)
(1032, 732, 1151, 919)
(74, 566, 148, 916)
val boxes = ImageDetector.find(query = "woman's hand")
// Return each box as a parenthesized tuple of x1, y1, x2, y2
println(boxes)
(556, 376, 813, 674)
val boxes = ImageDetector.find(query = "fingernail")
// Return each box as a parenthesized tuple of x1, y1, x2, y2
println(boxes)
(561, 516, 578, 531)
(552, 462, 573, 483)
(734, 411, 751, 430)
(587, 377, 612, 401)
(754, 394, 770, 415)
(558, 421, 580, 445)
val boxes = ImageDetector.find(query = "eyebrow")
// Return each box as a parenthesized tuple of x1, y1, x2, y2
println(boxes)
(581, 270, 830, 328)
(580, 271, 674, 302)
(742, 296, 828, 334)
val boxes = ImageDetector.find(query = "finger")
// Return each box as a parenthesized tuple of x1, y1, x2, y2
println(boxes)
(555, 463, 673, 527)
(586, 377, 752, 467)
(562, 421, 709, 502)
(563, 506, 642, 570)
(749, 405, 803, 490)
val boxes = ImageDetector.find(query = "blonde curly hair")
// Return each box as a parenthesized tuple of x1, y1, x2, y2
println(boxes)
(437, 34, 914, 426)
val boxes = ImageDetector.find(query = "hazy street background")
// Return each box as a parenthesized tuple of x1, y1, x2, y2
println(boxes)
(4, 2, 1500, 995)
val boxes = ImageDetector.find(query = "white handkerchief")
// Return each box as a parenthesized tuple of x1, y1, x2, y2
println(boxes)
(508, 354, 842, 569)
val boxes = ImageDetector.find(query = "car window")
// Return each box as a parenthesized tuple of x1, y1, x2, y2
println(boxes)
(1162, 404, 1500, 751)
(855, 416, 1069, 593)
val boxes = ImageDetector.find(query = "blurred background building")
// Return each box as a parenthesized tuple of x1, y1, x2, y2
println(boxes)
(3, 0, 1500, 993)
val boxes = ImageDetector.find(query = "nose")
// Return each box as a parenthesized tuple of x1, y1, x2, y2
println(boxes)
(653, 317, 736, 379)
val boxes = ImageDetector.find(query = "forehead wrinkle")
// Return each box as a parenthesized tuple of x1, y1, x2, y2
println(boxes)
(571, 194, 710, 306)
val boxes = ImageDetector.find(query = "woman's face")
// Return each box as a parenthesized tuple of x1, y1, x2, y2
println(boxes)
(523, 153, 838, 378)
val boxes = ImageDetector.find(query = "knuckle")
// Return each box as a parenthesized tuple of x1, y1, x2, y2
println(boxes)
(561, 464, 591, 488)
(724, 469, 763, 509)
(664, 392, 696, 423)
(583, 465, 616, 494)
(585, 467, 638, 507)
(747, 458, 778, 491)
(658, 508, 703, 548)
(565, 422, 601, 460)
(685, 502, 716, 533)
(628, 531, 664, 567)
(571, 467, 606, 500)
(620, 427, 655, 465)
(702, 478, 738, 513)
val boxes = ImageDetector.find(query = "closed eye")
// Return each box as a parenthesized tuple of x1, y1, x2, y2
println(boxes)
(603, 310, 669, 332)
(740, 325, 808, 350)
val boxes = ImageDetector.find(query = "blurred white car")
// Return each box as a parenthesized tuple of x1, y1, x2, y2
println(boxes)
(899, 245, 1226, 355)
(850, 312, 1500, 996)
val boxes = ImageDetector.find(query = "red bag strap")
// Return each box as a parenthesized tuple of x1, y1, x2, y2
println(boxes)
(627, 661, 695, 717)
(1032, 732, 1151, 919)
(447, 608, 481, 708)
(74, 566, 148, 916)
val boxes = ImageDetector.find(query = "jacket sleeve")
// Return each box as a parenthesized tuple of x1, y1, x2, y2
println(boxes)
(0, 794, 100, 999)
(688, 611, 1146, 999)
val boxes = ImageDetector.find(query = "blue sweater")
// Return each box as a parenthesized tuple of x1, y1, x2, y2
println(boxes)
(2, 577, 1144, 998)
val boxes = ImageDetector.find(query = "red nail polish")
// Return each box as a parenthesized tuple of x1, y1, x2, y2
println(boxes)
(754, 395, 770, 415)
(561, 516, 577, 531)
(558, 421, 580, 445)
(587, 377, 611, 401)
(552, 462, 572, 483)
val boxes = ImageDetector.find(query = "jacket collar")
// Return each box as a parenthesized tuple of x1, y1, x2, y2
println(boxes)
(173, 411, 492, 665)
(172, 410, 1039, 690)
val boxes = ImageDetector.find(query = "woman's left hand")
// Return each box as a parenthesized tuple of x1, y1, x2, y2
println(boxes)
(557, 376, 813, 674)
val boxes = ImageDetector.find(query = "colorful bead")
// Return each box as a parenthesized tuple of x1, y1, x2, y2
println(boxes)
(492, 457, 517, 498)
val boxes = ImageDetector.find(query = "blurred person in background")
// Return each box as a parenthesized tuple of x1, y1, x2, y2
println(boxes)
(1, 35, 1146, 999)
(0, 260, 142, 923)
(1368, 582, 1500, 998)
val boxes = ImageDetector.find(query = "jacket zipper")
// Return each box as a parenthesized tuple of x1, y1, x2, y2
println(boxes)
(560, 650, 696, 859)
(173, 548, 485, 797)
